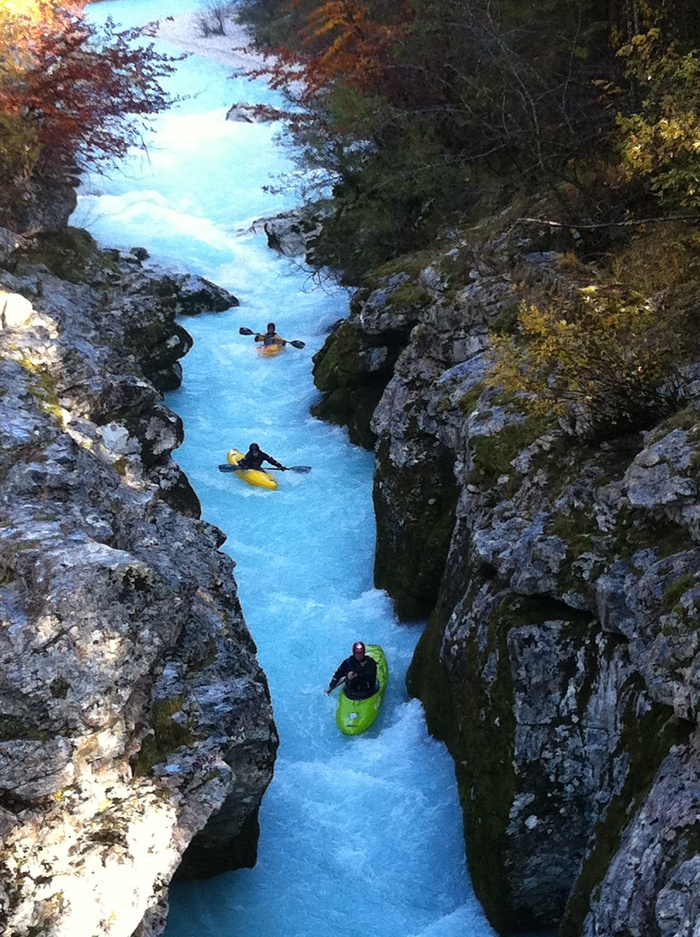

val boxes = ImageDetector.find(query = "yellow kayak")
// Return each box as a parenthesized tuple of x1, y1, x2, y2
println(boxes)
(256, 343, 285, 357)
(226, 449, 278, 490)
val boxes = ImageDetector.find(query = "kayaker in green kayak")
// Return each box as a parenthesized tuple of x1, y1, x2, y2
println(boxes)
(325, 642, 378, 700)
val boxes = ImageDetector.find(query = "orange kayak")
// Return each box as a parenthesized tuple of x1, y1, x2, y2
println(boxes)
(257, 343, 285, 357)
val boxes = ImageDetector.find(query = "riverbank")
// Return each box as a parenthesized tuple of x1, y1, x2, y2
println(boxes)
(154, 8, 263, 71)
(0, 229, 278, 936)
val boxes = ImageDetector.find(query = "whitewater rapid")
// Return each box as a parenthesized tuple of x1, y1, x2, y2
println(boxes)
(73, 2, 498, 935)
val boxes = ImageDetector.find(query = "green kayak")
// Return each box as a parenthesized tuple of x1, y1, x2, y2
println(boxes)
(335, 644, 388, 736)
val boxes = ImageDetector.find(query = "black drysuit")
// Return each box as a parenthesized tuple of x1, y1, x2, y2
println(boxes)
(328, 653, 378, 700)
(238, 448, 283, 471)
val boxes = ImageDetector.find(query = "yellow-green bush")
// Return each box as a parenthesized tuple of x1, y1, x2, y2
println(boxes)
(615, 28, 700, 209)
(487, 285, 687, 435)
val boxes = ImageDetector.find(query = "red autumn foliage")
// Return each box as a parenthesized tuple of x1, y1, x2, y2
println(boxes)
(0, 0, 178, 174)
(253, 0, 413, 103)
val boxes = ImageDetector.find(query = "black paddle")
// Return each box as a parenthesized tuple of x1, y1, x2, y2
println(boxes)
(238, 326, 305, 349)
(218, 463, 312, 474)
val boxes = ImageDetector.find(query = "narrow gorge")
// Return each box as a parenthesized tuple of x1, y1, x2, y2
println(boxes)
(2, 0, 700, 935)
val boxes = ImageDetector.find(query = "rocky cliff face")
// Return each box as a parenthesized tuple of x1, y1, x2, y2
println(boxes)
(0, 170, 78, 238)
(312, 231, 700, 936)
(0, 228, 278, 936)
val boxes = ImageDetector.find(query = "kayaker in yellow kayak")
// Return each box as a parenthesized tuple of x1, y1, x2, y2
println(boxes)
(325, 642, 378, 700)
(237, 442, 287, 472)
(254, 322, 288, 348)
(238, 325, 306, 349)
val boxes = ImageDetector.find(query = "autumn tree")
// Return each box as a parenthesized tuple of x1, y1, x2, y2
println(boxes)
(237, 0, 700, 279)
(615, 27, 700, 209)
(251, 0, 412, 107)
(0, 0, 177, 200)
(241, 0, 628, 278)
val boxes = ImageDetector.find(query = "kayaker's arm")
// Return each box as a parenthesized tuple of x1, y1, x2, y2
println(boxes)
(325, 660, 351, 694)
(326, 676, 348, 695)
(260, 450, 285, 470)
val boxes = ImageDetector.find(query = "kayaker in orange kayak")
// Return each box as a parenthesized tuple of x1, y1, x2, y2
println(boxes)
(254, 322, 287, 348)
(238, 325, 305, 349)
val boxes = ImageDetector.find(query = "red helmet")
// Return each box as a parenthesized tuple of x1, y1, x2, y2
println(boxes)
(352, 641, 365, 655)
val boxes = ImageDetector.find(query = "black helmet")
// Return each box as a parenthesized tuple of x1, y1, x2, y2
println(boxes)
(250, 442, 260, 453)
(266, 322, 276, 332)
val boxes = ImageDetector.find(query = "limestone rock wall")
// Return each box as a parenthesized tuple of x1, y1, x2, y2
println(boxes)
(0, 229, 277, 936)
(311, 232, 700, 936)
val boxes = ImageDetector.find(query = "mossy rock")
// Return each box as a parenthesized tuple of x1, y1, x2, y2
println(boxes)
(663, 573, 697, 611)
(613, 504, 694, 559)
(22, 227, 119, 284)
(385, 282, 431, 308)
(406, 605, 459, 748)
(310, 384, 380, 450)
(644, 406, 700, 446)
(132, 696, 195, 777)
(458, 382, 485, 416)
(366, 248, 435, 287)
(311, 320, 408, 448)
(458, 595, 600, 932)
(373, 437, 459, 620)
(455, 591, 520, 932)
(468, 413, 553, 490)
(312, 321, 363, 393)
(0, 716, 48, 742)
(49, 677, 70, 699)
(413, 584, 614, 933)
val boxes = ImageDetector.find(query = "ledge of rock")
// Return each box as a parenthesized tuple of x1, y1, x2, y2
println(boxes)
(246, 207, 327, 259)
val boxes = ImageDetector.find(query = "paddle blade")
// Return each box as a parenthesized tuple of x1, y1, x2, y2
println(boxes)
(218, 464, 238, 472)
(238, 326, 254, 335)
(290, 339, 306, 349)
